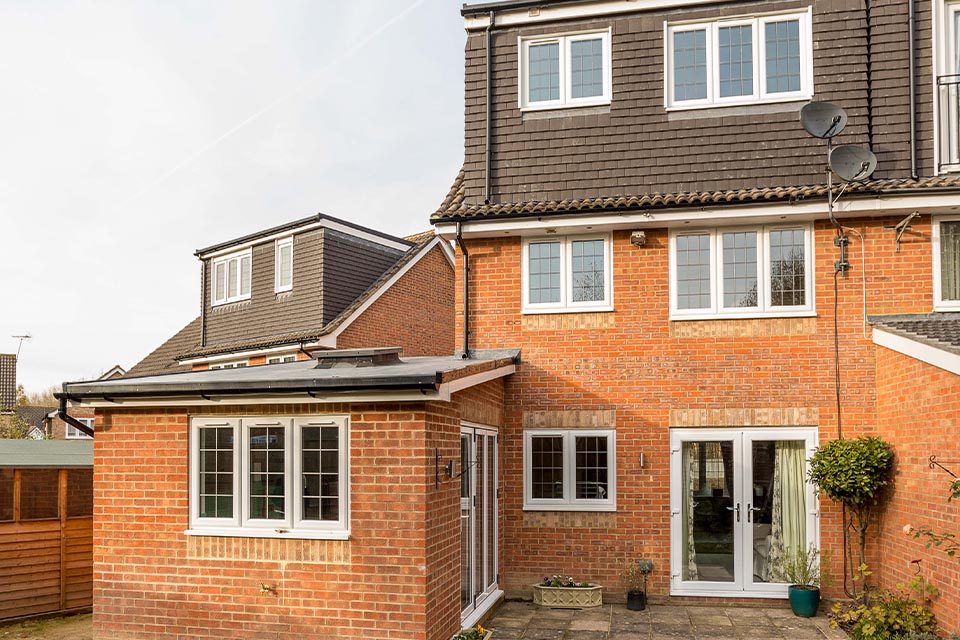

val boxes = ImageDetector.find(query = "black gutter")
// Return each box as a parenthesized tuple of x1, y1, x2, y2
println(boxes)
(199, 260, 207, 347)
(485, 10, 495, 204)
(908, 0, 918, 178)
(56, 396, 94, 437)
(456, 222, 471, 359)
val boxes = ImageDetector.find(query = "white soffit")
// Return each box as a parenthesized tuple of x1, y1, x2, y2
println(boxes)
(464, 0, 718, 30)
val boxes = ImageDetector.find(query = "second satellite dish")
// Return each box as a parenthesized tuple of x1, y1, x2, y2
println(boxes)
(800, 102, 848, 139)
(829, 145, 878, 181)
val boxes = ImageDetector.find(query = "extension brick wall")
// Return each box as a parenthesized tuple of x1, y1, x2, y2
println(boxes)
(92, 380, 503, 640)
(874, 346, 960, 634)
(456, 215, 940, 605)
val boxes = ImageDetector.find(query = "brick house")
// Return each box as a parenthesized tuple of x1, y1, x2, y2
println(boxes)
(60, 1, 960, 639)
(425, 0, 960, 633)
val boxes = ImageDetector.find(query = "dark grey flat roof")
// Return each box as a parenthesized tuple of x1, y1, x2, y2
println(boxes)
(870, 313, 960, 356)
(60, 351, 520, 401)
(0, 440, 93, 468)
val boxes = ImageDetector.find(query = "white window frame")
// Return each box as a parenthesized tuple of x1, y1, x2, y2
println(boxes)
(187, 415, 350, 539)
(664, 8, 813, 110)
(66, 417, 93, 440)
(519, 28, 612, 111)
(275, 237, 293, 293)
(211, 249, 252, 306)
(934, 215, 960, 311)
(521, 233, 613, 314)
(523, 429, 616, 512)
(209, 360, 248, 370)
(669, 223, 815, 320)
(266, 354, 298, 364)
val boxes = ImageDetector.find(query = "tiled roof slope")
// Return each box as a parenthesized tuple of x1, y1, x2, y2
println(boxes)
(431, 172, 960, 222)
(0, 354, 15, 410)
(125, 318, 201, 378)
(15, 406, 55, 429)
(871, 314, 960, 357)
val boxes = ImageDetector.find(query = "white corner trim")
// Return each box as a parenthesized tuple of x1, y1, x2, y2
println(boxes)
(873, 327, 960, 375)
(325, 237, 453, 342)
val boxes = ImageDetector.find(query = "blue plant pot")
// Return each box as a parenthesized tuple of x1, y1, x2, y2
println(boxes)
(788, 586, 820, 618)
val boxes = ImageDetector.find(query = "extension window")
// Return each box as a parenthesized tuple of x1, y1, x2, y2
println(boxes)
(188, 416, 349, 539)
(523, 429, 616, 511)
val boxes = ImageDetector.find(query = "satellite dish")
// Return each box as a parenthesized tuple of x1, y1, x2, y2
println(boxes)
(829, 145, 878, 181)
(800, 102, 848, 139)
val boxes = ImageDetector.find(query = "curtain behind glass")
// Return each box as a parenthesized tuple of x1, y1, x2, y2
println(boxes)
(682, 443, 699, 580)
(769, 440, 807, 578)
(942, 221, 960, 301)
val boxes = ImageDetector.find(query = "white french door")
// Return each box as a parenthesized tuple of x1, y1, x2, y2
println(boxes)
(460, 423, 498, 623)
(669, 428, 818, 597)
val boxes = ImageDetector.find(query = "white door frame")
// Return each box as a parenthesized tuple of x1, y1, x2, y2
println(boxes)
(669, 427, 819, 598)
(460, 422, 500, 626)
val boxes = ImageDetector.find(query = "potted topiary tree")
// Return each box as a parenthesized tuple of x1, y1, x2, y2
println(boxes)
(773, 545, 829, 617)
(619, 558, 653, 611)
(808, 436, 893, 597)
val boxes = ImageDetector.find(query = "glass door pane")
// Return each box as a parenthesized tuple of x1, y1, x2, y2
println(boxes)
(474, 436, 485, 602)
(680, 440, 736, 583)
(459, 433, 472, 613)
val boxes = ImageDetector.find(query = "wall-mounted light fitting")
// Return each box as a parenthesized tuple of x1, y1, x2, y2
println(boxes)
(630, 230, 646, 246)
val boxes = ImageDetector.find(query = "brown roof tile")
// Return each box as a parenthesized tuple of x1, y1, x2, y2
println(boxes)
(431, 173, 960, 222)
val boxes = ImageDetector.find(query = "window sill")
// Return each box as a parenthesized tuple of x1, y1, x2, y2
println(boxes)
(665, 95, 810, 114)
(520, 98, 611, 113)
(934, 303, 960, 312)
(523, 504, 616, 512)
(184, 527, 350, 541)
(211, 298, 251, 309)
(670, 310, 816, 321)
(522, 305, 614, 315)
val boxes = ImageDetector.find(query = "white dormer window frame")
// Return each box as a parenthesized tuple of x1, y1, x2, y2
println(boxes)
(934, 214, 960, 311)
(665, 8, 813, 110)
(275, 237, 293, 293)
(519, 28, 612, 111)
(212, 249, 252, 306)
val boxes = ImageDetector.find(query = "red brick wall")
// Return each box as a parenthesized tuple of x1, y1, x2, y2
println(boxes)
(338, 244, 455, 356)
(874, 346, 960, 635)
(457, 216, 937, 600)
(93, 381, 504, 639)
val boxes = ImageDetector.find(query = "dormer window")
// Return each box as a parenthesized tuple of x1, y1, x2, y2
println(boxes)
(276, 237, 293, 293)
(212, 250, 252, 306)
(519, 29, 612, 111)
(666, 9, 813, 110)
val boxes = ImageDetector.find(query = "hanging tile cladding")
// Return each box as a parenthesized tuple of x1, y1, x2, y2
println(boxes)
(320, 229, 406, 325)
(201, 228, 406, 349)
(463, 0, 890, 206)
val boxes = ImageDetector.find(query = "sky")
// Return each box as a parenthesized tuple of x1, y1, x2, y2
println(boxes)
(0, 1, 468, 393)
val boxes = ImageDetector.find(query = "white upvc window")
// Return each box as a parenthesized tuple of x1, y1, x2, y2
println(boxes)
(266, 354, 298, 364)
(665, 9, 813, 110)
(275, 237, 293, 293)
(209, 360, 248, 370)
(519, 29, 612, 111)
(521, 234, 613, 313)
(934, 215, 960, 310)
(523, 429, 616, 511)
(66, 417, 94, 440)
(212, 249, 252, 306)
(188, 415, 349, 539)
(669, 223, 814, 319)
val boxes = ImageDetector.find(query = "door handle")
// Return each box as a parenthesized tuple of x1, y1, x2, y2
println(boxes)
(747, 504, 761, 523)
(725, 503, 740, 522)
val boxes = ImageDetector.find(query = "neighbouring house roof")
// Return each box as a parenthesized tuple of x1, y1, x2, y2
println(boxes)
(15, 406, 56, 429)
(98, 365, 126, 380)
(870, 314, 960, 357)
(0, 354, 15, 410)
(61, 348, 519, 404)
(431, 171, 960, 222)
(0, 439, 93, 468)
(125, 317, 202, 378)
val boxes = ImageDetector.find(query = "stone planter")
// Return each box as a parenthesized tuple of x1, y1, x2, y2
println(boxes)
(532, 584, 603, 608)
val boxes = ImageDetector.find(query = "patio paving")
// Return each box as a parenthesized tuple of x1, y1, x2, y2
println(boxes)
(483, 601, 849, 640)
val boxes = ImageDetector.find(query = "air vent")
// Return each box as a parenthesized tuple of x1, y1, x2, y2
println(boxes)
(314, 347, 403, 369)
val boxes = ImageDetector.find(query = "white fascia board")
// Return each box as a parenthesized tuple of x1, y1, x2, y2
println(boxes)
(178, 339, 334, 366)
(199, 220, 410, 260)
(71, 389, 445, 409)
(873, 327, 960, 376)
(438, 364, 517, 401)
(435, 192, 960, 239)
(464, 0, 717, 30)
(326, 237, 453, 342)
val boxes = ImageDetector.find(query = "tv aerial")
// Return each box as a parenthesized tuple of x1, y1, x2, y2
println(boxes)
(11, 333, 31, 359)
(800, 101, 877, 275)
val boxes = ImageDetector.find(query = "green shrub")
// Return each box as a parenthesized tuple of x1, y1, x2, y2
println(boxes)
(830, 576, 938, 640)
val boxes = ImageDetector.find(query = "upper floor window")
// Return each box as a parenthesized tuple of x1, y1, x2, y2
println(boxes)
(669, 224, 814, 319)
(189, 415, 349, 539)
(934, 215, 960, 310)
(212, 249, 252, 306)
(209, 360, 248, 370)
(275, 237, 293, 293)
(522, 234, 613, 313)
(519, 30, 612, 111)
(267, 354, 297, 364)
(523, 429, 616, 511)
(66, 417, 93, 440)
(666, 9, 813, 110)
